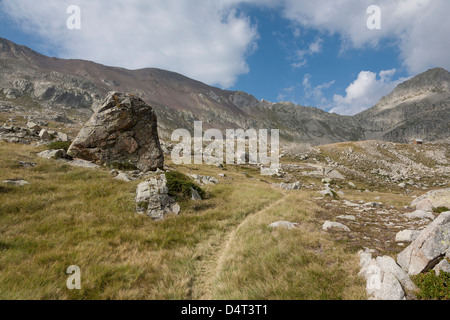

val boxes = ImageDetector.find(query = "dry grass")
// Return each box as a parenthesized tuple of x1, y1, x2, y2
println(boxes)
(0, 141, 366, 300)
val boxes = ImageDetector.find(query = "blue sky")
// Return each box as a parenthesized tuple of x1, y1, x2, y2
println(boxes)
(1, 0, 449, 115)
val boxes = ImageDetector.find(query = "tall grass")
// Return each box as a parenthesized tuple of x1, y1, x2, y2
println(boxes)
(0, 142, 365, 300)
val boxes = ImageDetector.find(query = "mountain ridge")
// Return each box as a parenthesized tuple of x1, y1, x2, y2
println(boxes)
(0, 37, 449, 145)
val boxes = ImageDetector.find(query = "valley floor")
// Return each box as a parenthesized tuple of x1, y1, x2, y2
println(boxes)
(0, 140, 448, 300)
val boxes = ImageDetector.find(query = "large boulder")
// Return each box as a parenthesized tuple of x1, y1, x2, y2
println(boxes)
(67, 92, 164, 172)
(411, 188, 450, 210)
(397, 211, 450, 275)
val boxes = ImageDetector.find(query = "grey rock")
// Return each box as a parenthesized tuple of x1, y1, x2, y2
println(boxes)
(322, 221, 350, 232)
(397, 211, 450, 275)
(37, 149, 67, 160)
(336, 215, 356, 221)
(188, 174, 219, 185)
(319, 187, 337, 198)
(190, 187, 202, 201)
(68, 92, 164, 172)
(279, 181, 301, 191)
(411, 188, 450, 210)
(415, 199, 434, 212)
(374, 272, 406, 300)
(39, 129, 51, 141)
(268, 221, 300, 230)
(395, 230, 421, 243)
(65, 159, 100, 169)
(57, 132, 69, 142)
(135, 174, 180, 220)
(376, 256, 417, 292)
(2, 179, 29, 187)
(433, 259, 450, 275)
(26, 122, 41, 132)
(404, 210, 435, 220)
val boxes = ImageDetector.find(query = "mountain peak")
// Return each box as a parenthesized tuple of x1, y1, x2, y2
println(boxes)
(369, 67, 450, 112)
(395, 67, 450, 93)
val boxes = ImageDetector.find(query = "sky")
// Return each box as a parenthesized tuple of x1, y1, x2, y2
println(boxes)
(0, 0, 449, 115)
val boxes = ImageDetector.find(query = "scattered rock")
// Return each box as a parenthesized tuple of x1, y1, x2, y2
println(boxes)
(135, 174, 180, 220)
(18, 161, 36, 168)
(279, 181, 301, 191)
(188, 174, 219, 185)
(404, 210, 435, 221)
(190, 187, 202, 201)
(39, 129, 51, 141)
(37, 149, 67, 160)
(322, 221, 350, 232)
(336, 215, 356, 221)
(433, 259, 450, 275)
(395, 230, 421, 243)
(268, 221, 300, 230)
(2, 179, 29, 187)
(65, 159, 100, 169)
(376, 256, 417, 293)
(319, 187, 338, 199)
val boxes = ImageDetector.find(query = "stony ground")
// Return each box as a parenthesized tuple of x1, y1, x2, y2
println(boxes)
(0, 124, 449, 299)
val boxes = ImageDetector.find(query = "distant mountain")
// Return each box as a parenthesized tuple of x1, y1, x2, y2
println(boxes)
(0, 37, 448, 145)
(355, 67, 450, 143)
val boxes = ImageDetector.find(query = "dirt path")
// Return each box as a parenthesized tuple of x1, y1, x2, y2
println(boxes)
(195, 193, 288, 300)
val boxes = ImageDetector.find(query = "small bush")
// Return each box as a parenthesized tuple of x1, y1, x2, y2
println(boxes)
(110, 161, 138, 171)
(434, 207, 450, 214)
(0, 185, 13, 194)
(165, 171, 205, 202)
(46, 141, 72, 151)
(412, 270, 450, 300)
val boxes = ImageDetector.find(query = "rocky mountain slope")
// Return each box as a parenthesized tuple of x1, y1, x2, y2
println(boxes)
(355, 68, 450, 143)
(0, 37, 449, 145)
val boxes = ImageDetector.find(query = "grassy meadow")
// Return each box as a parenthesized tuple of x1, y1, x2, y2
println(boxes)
(0, 141, 366, 300)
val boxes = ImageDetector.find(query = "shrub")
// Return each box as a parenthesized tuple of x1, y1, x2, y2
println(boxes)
(434, 207, 450, 214)
(110, 161, 138, 171)
(412, 270, 450, 300)
(46, 141, 72, 151)
(165, 171, 205, 202)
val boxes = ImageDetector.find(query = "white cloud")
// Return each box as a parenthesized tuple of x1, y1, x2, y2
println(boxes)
(330, 69, 407, 115)
(302, 74, 335, 105)
(291, 38, 323, 69)
(278, 0, 450, 74)
(1, 0, 259, 88)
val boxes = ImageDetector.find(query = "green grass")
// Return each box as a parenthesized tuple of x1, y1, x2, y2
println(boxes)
(412, 270, 450, 300)
(165, 170, 205, 201)
(46, 141, 73, 152)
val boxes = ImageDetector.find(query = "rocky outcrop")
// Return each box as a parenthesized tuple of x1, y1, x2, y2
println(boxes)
(0, 123, 69, 145)
(188, 174, 219, 185)
(68, 92, 164, 172)
(359, 250, 417, 300)
(411, 188, 450, 210)
(397, 211, 450, 275)
(135, 174, 180, 220)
